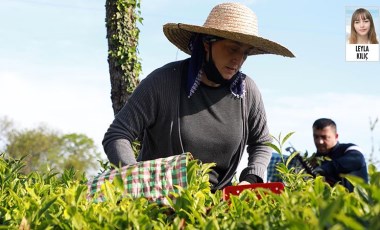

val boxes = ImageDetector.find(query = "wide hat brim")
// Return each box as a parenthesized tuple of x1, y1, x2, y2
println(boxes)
(163, 23, 295, 57)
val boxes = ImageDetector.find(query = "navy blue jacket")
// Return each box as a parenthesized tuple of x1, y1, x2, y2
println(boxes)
(316, 142, 368, 192)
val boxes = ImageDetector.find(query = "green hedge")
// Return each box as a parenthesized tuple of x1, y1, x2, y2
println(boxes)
(1, 153, 379, 229)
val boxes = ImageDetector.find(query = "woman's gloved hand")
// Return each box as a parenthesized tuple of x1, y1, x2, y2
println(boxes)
(240, 174, 263, 184)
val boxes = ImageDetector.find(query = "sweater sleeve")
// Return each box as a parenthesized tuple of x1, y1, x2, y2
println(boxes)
(102, 74, 159, 166)
(239, 78, 272, 182)
(104, 139, 137, 166)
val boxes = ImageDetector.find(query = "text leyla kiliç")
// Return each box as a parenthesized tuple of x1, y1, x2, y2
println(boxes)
(346, 44, 379, 62)
(356, 45, 370, 60)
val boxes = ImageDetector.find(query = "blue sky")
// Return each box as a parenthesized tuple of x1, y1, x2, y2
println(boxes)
(1, 0, 380, 174)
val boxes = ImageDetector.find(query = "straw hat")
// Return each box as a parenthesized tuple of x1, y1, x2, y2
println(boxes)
(163, 2, 294, 57)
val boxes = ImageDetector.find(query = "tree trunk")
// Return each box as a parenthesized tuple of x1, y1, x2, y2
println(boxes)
(105, 0, 141, 115)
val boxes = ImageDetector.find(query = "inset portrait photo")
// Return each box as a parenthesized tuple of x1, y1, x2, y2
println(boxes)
(346, 6, 380, 61)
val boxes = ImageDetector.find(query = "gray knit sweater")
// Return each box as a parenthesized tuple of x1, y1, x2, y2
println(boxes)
(102, 59, 272, 190)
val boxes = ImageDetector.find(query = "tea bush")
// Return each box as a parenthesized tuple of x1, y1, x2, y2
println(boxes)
(1, 151, 379, 229)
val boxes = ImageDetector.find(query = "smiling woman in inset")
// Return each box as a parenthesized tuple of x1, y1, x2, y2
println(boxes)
(348, 8, 379, 44)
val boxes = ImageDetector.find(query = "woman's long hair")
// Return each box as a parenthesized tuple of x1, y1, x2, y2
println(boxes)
(348, 8, 379, 44)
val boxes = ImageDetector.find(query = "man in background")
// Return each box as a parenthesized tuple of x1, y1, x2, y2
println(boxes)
(311, 118, 368, 192)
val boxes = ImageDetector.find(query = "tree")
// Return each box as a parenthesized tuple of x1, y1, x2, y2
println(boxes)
(0, 116, 14, 149)
(59, 133, 101, 174)
(105, 0, 143, 115)
(1, 118, 101, 176)
(369, 117, 380, 168)
(5, 125, 61, 173)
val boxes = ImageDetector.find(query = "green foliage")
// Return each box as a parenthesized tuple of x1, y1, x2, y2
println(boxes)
(266, 132, 295, 160)
(1, 147, 380, 229)
(0, 118, 101, 176)
(5, 125, 61, 173)
(59, 133, 101, 173)
(0, 132, 379, 229)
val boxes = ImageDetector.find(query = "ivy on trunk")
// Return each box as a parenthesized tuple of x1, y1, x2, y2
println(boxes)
(105, 0, 142, 115)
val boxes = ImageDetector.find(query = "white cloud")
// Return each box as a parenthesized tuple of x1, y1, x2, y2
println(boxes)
(0, 70, 113, 159)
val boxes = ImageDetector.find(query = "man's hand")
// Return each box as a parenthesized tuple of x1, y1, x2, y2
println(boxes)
(313, 166, 326, 176)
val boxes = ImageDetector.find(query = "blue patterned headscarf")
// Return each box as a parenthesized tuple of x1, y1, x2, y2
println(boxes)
(186, 34, 246, 98)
